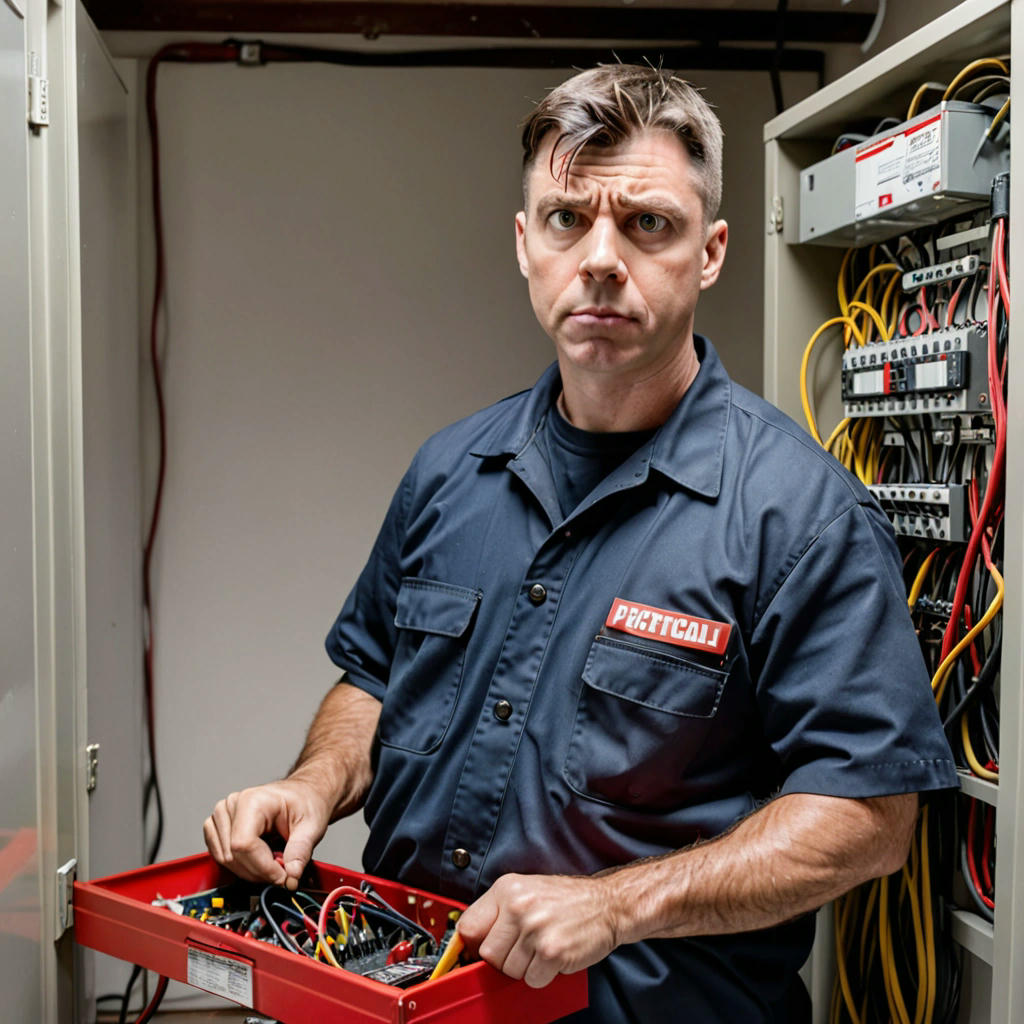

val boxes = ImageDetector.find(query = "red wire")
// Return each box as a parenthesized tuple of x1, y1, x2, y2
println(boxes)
(940, 221, 1008, 661)
(981, 804, 995, 894)
(963, 605, 982, 676)
(966, 799, 995, 910)
(134, 975, 169, 1024)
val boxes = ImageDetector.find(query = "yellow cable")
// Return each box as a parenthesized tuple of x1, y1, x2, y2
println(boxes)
(931, 565, 1003, 704)
(847, 300, 889, 343)
(920, 808, 937, 1024)
(907, 81, 947, 120)
(850, 263, 901, 307)
(902, 847, 926, 1024)
(834, 893, 864, 1024)
(879, 876, 912, 1024)
(962, 716, 1000, 780)
(825, 418, 852, 454)
(802, 317, 864, 444)
(942, 57, 1010, 102)
(907, 550, 938, 609)
(837, 249, 854, 317)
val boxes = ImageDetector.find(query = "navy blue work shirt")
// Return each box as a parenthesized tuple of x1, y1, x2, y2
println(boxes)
(326, 335, 957, 1022)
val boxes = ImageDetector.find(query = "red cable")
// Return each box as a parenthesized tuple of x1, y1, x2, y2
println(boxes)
(940, 223, 1008, 661)
(981, 804, 995, 894)
(966, 799, 995, 910)
(134, 975, 169, 1024)
(963, 605, 982, 676)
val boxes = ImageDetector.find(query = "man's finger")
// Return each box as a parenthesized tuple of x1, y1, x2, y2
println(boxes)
(229, 795, 288, 885)
(281, 822, 320, 890)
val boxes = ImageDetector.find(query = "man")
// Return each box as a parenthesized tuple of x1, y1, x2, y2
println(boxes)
(205, 65, 956, 1021)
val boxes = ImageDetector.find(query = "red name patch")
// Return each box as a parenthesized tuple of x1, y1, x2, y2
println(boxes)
(605, 598, 731, 656)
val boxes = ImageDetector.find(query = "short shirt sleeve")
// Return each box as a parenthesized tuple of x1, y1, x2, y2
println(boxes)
(324, 465, 413, 702)
(749, 500, 958, 799)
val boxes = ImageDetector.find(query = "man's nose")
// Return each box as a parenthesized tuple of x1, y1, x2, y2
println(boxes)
(578, 219, 627, 284)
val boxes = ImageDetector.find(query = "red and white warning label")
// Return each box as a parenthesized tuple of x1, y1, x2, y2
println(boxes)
(855, 112, 942, 222)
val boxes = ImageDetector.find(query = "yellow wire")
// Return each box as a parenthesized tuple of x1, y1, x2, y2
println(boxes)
(920, 808, 936, 1024)
(962, 716, 1000, 780)
(834, 894, 864, 1024)
(942, 57, 1010, 102)
(850, 263, 902, 306)
(879, 876, 912, 1024)
(931, 565, 1004, 704)
(847, 300, 889, 343)
(801, 317, 864, 444)
(907, 550, 938, 609)
(906, 81, 947, 120)
(837, 249, 855, 316)
(902, 847, 926, 1024)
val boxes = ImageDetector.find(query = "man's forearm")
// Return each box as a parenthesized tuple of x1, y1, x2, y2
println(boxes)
(288, 680, 381, 822)
(608, 791, 918, 944)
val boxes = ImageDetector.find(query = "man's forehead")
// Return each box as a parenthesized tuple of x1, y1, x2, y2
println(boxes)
(525, 130, 700, 207)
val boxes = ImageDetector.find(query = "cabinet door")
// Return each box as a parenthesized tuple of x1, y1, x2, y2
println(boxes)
(0, 1, 43, 1019)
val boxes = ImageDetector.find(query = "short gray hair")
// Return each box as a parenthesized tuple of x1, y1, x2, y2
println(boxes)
(521, 64, 724, 223)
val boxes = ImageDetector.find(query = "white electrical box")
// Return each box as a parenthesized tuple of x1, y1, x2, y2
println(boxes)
(799, 101, 1009, 246)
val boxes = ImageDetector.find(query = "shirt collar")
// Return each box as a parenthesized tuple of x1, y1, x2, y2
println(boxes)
(469, 334, 731, 499)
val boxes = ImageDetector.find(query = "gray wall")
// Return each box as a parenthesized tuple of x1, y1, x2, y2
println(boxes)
(123, 57, 816, 888)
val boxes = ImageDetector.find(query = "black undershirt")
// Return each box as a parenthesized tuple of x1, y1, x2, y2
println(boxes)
(541, 401, 656, 517)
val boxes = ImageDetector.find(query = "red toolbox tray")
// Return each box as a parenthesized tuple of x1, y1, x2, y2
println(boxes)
(73, 853, 588, 1024)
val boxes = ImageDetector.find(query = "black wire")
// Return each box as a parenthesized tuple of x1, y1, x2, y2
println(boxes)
(116, 964, 143, 1024)
(770, 0, 788, 115)
(943, 628, 1001, 731)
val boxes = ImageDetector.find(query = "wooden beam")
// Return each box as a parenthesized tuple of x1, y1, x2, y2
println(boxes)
(85, 1, 873, 44)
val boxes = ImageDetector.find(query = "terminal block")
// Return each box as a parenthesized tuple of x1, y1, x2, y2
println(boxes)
(842, 326, 989, 417)
(868, 483, 969, 542)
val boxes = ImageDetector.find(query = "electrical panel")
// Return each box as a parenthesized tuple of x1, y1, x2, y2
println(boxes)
(767, 21, 1014, 1022)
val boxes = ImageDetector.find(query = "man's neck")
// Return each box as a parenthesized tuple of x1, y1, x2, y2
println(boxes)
(556, 342, 700, 433)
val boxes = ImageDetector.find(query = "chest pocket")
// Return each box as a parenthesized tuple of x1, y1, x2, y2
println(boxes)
(563, 635, 728, 810)
(380, 577, 481, 755)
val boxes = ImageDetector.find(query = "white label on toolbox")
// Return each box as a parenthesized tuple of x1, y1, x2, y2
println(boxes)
(186, 947, 254, 1007)
(855, 112, 942, 221)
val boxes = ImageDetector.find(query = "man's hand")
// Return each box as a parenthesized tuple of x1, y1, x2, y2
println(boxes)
(204, 681, 380, 889)
(457, 873, 618, 989)
(203, 778, 332, 891)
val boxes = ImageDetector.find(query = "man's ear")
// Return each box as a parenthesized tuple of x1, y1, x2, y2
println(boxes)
(515, 211, 530, 279)
(699, 219, 728, 291)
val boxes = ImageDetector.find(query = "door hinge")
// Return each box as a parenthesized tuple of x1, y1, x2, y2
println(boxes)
(767, 195, 784, 234)
(28, 51, 48, 132)
(56, 858, 77, 938)
(86, 743, 100, 793)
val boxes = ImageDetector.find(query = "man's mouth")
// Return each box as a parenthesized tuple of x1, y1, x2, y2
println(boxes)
(569, 307, 636, 325)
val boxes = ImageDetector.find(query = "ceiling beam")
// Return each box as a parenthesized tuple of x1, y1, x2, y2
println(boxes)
(85, 2, 874, 44)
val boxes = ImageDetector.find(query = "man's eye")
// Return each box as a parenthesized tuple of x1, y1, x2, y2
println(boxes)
(636, 213, 668, 233)
(550, 210, 578, 230)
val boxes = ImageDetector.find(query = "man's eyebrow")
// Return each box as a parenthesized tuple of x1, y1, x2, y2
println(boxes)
(615, 194, 689, 221)
(534, 193, 594, 215)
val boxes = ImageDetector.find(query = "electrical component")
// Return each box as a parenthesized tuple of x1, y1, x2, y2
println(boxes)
(154, 878, 448, 987)
(902, 253, 980, 292)
(799, 102, 1009, 246)
(867, 483, 969, 542)
(841, 326, 989, 417)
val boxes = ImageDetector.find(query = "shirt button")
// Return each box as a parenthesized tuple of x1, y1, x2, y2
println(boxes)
(528, 583, 547, 605)
(494, 699, 513, 722)
(451, 848, 471, 869)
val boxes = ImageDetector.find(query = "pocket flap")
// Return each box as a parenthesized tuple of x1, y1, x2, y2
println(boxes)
(582, 636, 726, 718)
(394, 578, 481, 637)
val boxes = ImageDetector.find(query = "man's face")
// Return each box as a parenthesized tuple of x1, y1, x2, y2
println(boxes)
(515, 129, 727, 382)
